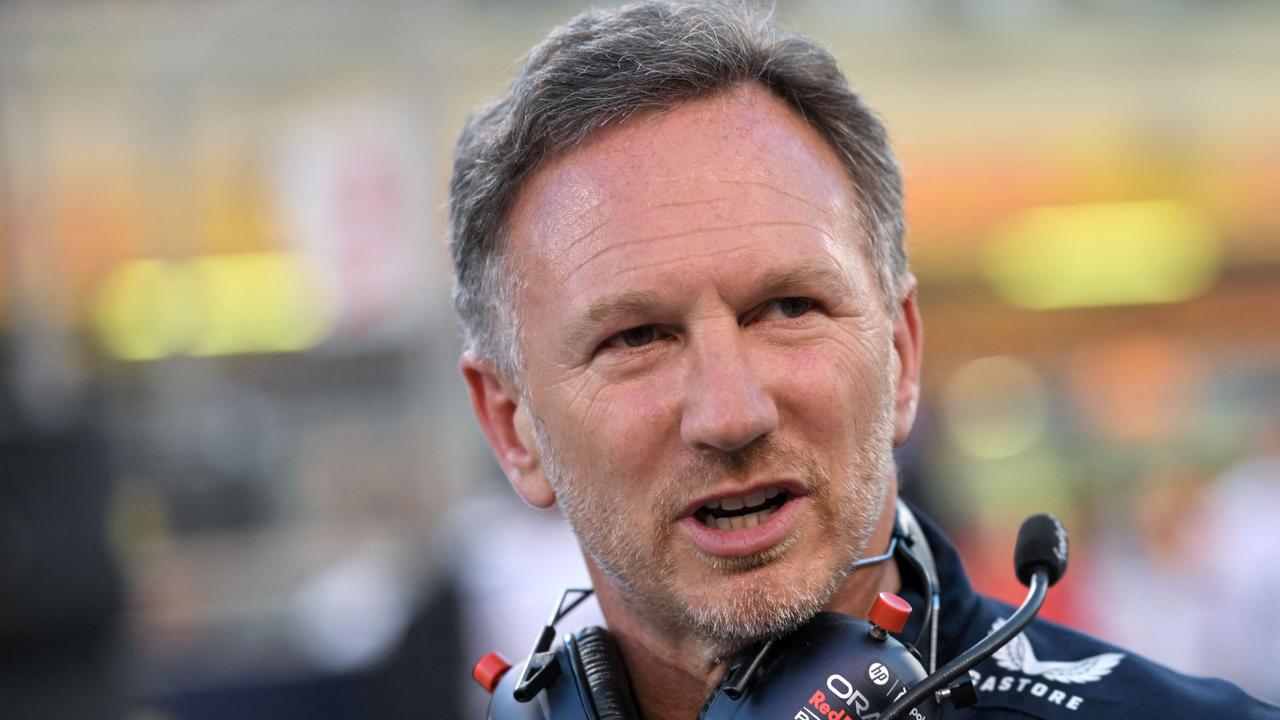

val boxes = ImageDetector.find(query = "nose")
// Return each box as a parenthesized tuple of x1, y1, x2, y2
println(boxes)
(679, 326, 779, 453)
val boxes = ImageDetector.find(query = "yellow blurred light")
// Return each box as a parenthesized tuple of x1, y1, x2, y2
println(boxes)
(982, 200, 1220, 309)
(187, 253, 331, 357)
(91, 259, 197, 361)
(91, 253, 333, 361)
(942, 356, 1049, 460)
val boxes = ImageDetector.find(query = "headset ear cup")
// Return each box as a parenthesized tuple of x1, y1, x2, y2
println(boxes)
(570, 626, 640, 720)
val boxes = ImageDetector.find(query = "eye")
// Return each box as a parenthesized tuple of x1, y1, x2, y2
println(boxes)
(747, 297, 817, 324)
(774, 297, 814, 318)
(605, 325, 658, 350)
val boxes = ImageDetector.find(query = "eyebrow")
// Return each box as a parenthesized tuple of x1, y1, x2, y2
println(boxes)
(753, 260, 854, 301)
(564, 289, 664, 350)
(561, 259, 857, 350)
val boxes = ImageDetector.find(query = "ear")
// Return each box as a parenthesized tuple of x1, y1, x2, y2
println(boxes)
(460, 353, 555, 508)
(890, 275, 924, 447)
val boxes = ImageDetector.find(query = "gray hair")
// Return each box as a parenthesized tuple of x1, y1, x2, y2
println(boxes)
(449, 0, 905, 380)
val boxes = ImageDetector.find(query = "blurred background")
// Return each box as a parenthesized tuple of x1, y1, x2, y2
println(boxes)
(1, 0, 1277, 717)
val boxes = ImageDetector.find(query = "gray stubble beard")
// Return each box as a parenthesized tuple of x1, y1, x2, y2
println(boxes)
(527, 386, 895, 656)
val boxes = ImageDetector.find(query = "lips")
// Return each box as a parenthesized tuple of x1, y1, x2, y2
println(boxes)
(678, 483, 806, 558)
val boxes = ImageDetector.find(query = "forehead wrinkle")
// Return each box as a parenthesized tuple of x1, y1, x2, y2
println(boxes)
(541, 208, 609, 260)
(513, 168, 609, 259)
(562, 220, 831, 285)
(544, 176, 711, 264)
(589, 242, 757, 288)
(716, 178, 846, 223)
(722, 176, 873, 286)
(647, 196, 736, 209)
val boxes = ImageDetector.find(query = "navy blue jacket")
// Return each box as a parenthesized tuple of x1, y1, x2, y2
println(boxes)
(896, 509, 1279, 719)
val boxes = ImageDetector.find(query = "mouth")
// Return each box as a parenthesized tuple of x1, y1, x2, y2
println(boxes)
(693, 487, 790, 531)
(677, 484, 805, 558)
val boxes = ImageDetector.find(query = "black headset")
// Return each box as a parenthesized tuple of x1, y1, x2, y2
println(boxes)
(476, 507, 1068, 719)
(476, 502, 951, 719)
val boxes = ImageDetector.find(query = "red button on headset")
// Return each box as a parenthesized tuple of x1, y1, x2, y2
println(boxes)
(473, 651, 513, 693)
(868, 592, 912, 634)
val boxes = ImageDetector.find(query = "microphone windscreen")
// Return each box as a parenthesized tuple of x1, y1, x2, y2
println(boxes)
(1014, 514, 1069, 587)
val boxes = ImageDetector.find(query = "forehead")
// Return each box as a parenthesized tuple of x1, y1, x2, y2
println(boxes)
(501, 82, 870, 326)
(507, 83, 861, 268)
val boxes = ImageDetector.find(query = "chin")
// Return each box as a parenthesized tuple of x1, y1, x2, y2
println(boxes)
(675, 554, 851, 652)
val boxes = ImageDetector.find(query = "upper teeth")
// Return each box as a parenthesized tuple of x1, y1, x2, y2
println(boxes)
(701, 488, 784, 514)
(701, 484, 778, 517)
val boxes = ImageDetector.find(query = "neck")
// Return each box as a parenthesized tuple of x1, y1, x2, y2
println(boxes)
(586, 567, 725, 719)
(588, 487, 902, 719)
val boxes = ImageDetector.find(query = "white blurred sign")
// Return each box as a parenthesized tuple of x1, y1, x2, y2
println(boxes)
(273, 101, 434, 349)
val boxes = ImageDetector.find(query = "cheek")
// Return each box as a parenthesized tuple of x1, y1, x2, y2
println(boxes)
(558, 371, 683, 478)
(773, 342, 890, 438)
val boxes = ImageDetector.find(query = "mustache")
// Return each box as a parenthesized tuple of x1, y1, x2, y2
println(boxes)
(657, 437, 831, 515)
(700, 437, 813, 476)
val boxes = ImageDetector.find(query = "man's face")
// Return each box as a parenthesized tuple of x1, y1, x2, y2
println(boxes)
(497, 84, 912, 646)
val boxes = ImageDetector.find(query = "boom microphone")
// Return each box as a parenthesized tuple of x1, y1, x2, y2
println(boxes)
(1014, 513, 1069, 586)
(878, 514, 1069, 720)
